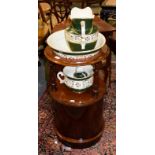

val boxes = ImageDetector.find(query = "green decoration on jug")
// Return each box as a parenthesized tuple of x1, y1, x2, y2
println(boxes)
(65, 7, 98, 51)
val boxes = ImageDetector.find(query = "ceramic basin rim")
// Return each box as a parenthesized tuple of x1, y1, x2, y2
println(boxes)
(63, 65, 94, 80)
(66, 75, 93, 81)
(46, 30, 106, 55)
(53, 48, 99, 56)
(63, 70, 94, 80)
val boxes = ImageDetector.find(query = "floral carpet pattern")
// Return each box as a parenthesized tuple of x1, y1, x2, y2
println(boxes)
(38, 80, 116, 155)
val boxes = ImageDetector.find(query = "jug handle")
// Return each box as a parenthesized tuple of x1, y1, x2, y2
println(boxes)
(80, 21, 86, 49)
(81, 20, 85, 36)
(57, 72, 65, 84)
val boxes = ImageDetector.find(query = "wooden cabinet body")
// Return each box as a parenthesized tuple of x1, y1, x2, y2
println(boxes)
(44, 44, 109, 148)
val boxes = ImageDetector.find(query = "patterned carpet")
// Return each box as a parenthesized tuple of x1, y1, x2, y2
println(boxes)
(38, 80, 116, 155)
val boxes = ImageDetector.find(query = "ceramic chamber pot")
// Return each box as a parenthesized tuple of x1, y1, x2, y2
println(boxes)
(57, 65, 94, 92)
(65, 7, 98, 51)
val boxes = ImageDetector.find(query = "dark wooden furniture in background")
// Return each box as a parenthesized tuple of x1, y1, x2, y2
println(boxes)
(70, 0, 103, 8)
(38, 0, 108, 31)
(109, 30, 116, 54)
(100, 4, 116, 85)
(38, 20, 50, 47)
(70, 0, 85, 8)
(38, 0, 72, 31)
(85, 0, 103, 7)
(38, 1, 50, 65)
(38, 0, 50, 46)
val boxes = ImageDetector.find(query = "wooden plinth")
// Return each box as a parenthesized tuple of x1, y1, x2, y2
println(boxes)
(53, 99, 104, 148)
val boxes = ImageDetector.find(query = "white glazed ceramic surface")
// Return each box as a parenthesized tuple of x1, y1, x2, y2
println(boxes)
(57, 65, 94, 91)
(46, 30, 106, 55)
(53, 50, 99, 60)
(70, 7, 94, 19)
(63, 65, 94, 78)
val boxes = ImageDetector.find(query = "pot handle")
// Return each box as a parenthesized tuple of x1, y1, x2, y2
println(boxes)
(57, 72, 65, 84)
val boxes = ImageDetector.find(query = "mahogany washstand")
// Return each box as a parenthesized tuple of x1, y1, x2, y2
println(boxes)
(44, 16, 113, 148)
(44, 43, 110, 148)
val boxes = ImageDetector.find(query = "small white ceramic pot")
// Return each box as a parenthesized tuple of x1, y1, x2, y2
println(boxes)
(57, 65, 94, 92)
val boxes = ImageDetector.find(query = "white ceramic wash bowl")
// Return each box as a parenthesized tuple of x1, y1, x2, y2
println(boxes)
(46, 30, 106, 56)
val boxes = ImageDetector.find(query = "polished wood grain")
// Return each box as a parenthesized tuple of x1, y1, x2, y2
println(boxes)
(49, 68, 106, 107)
(53, 99, 104, 148)
(44, 45, 109, 147)
(46, 63, 107, 147)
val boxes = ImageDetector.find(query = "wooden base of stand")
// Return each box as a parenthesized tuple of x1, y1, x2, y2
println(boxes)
(44, 39, 110, 148)
(56, 128, 103, 148)
(52, 99, 105, 148)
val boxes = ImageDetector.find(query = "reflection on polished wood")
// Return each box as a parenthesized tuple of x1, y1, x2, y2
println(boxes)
(45, 54, 109, 147)
(49, 69, 106, 107)
(53, 99, 104, 148)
